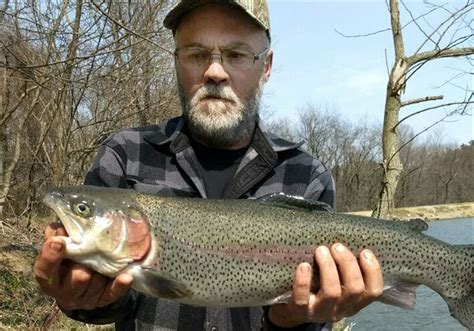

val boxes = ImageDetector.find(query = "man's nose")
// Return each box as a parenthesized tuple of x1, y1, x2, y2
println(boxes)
(203, 54, 230, 85)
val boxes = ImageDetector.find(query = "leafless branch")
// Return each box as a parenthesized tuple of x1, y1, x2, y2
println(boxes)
(408, 46, 474, 65)
(89, 0, 173, 55)
(401, 95, 443, 107)
(335, 28, 391, 38)
(395, 100, 473, 130)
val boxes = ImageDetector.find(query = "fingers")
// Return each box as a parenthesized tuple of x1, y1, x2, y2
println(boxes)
(34, 223, 133, 311)
(291, 263, 313, 306)
(97, 273, 134, 307)
(34, 237, 66, 291)
(63, 264, 95, 300)
(328, 244, 383, 317)
(331, 244, 365, 313)
(355, 249, 384, 309)
(267, 262, 315, 327)
(44, 222, 68, 238)
(314, 246, 341, 320)
(268, 245, 384, 326)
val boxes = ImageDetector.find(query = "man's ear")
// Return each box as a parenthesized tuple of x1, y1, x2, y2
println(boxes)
(263, 49, 273, 82)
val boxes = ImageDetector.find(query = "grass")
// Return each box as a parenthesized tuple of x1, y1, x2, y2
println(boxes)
(0, 218, 113, 330)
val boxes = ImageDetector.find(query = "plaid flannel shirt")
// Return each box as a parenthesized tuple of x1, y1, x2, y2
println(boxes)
(66, 116, 335, 331)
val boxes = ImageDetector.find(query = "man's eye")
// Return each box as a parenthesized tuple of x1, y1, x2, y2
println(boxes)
(187, 51, 209, 61)
(225, 51, 247, 61)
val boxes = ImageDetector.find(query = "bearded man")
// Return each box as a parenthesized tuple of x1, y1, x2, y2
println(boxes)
(34, 1, 383, 330)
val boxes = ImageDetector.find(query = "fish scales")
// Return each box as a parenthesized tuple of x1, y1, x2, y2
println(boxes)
(43, 186, 474, 330)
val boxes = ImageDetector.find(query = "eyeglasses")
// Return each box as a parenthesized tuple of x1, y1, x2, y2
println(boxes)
(174, 47, 269, 71)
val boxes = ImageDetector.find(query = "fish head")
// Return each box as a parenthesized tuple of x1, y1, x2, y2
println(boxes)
(43, 186, 151, 276)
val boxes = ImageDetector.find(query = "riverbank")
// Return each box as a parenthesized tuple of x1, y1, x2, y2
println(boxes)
(350, 202, 474, 220)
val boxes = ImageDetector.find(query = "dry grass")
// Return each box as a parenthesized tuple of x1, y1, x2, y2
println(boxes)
(350, 202, 474, 220)
(0, 218, 113, 330)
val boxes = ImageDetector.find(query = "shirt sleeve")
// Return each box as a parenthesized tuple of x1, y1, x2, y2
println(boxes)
(262, 306, 329, 331)
(60, 290, 136, 325)
(84, 143, 129, 188)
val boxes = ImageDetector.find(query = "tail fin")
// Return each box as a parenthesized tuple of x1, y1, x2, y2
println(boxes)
(445, 292, 473, 331)
(444, 244, 473, 330)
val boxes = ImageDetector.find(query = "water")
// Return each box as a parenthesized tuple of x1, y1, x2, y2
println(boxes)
(350, 218, 473, 331)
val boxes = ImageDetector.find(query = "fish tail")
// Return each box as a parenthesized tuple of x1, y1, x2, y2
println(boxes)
(445, 293, 473, 331)
(444, 244, 474, 330)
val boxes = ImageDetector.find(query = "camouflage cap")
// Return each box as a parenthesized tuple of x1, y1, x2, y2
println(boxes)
(164, 0, 270, 35)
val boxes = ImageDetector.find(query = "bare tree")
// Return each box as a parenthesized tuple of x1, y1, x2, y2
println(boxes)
(0, 0, 180, 218)
(373, 0, 473, 217)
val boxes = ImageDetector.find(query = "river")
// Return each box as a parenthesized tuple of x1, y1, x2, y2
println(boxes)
(351, 217, 473, 331)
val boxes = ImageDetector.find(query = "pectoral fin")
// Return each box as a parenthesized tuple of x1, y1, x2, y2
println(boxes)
(132, 267, 192, 299)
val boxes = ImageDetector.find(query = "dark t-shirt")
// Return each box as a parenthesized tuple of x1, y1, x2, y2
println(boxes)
(189, 138, 247, 199)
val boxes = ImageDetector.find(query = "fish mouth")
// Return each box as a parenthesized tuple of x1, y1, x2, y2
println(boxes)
(43, 191, 84, 244)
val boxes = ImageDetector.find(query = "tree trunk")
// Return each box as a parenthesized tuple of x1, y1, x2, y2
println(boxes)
(372, 0, 406, 218)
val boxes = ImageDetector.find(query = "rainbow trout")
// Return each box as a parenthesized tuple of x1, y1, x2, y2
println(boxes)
(43, 186, 473, 330)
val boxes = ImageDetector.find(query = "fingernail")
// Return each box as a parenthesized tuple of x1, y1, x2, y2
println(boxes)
(50, 240, 63, 252)
(317, 246, 329, 256)
(335, 243, 346, 253)
(120, 273, 134, 284)
(299, 263, 311, 273)
(363, 250, 374, 260)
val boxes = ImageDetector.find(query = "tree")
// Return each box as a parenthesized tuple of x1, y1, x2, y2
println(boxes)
(0, 0, 180, 218)
(373, 0, 473, 217)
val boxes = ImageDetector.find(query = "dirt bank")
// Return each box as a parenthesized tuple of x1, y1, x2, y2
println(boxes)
(350, 202, 474, 220)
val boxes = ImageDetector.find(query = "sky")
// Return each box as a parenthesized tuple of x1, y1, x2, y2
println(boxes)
(262, 1, 473, 145)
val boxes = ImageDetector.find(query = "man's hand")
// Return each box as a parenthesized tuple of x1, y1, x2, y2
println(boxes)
(268, 243, 383, 326)
(33, 223, 133, 311)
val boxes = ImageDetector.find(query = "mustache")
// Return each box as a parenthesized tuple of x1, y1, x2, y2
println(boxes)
(196, 84, 238, 102)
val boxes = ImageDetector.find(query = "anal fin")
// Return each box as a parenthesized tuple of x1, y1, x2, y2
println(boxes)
(379, 281, 419, 310)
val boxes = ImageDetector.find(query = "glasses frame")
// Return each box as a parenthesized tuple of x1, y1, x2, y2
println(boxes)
(174, 46, 269, 71)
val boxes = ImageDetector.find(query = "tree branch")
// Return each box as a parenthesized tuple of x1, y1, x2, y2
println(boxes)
(401, 95, 444, 107)
(407, 46, 474, 65)
(395, 100, 473, 130)
(90, 0, 173, 55)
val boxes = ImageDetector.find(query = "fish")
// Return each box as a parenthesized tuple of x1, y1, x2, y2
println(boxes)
(43, 185, 473, 330)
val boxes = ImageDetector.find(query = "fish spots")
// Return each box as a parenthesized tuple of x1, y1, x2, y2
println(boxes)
(132, 193, 473, 311)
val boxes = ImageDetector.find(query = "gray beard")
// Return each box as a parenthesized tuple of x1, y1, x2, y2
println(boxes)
(178, 81, 263, 148)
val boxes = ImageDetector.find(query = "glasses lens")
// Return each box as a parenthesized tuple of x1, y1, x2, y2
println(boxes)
(175, 48, 258, 71)
(222, 50, 254, 70)
(177, 48, 210, 69)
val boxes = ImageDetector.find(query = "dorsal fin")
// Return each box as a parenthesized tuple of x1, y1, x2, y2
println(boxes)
(406, 218, 429, 232)
(257, 193, 333, 212)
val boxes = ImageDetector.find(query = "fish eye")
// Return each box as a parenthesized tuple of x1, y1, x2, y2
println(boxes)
(73, 202, 92, 217)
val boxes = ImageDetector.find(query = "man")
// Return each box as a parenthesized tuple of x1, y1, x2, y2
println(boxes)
(34, 1, 383, 330)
